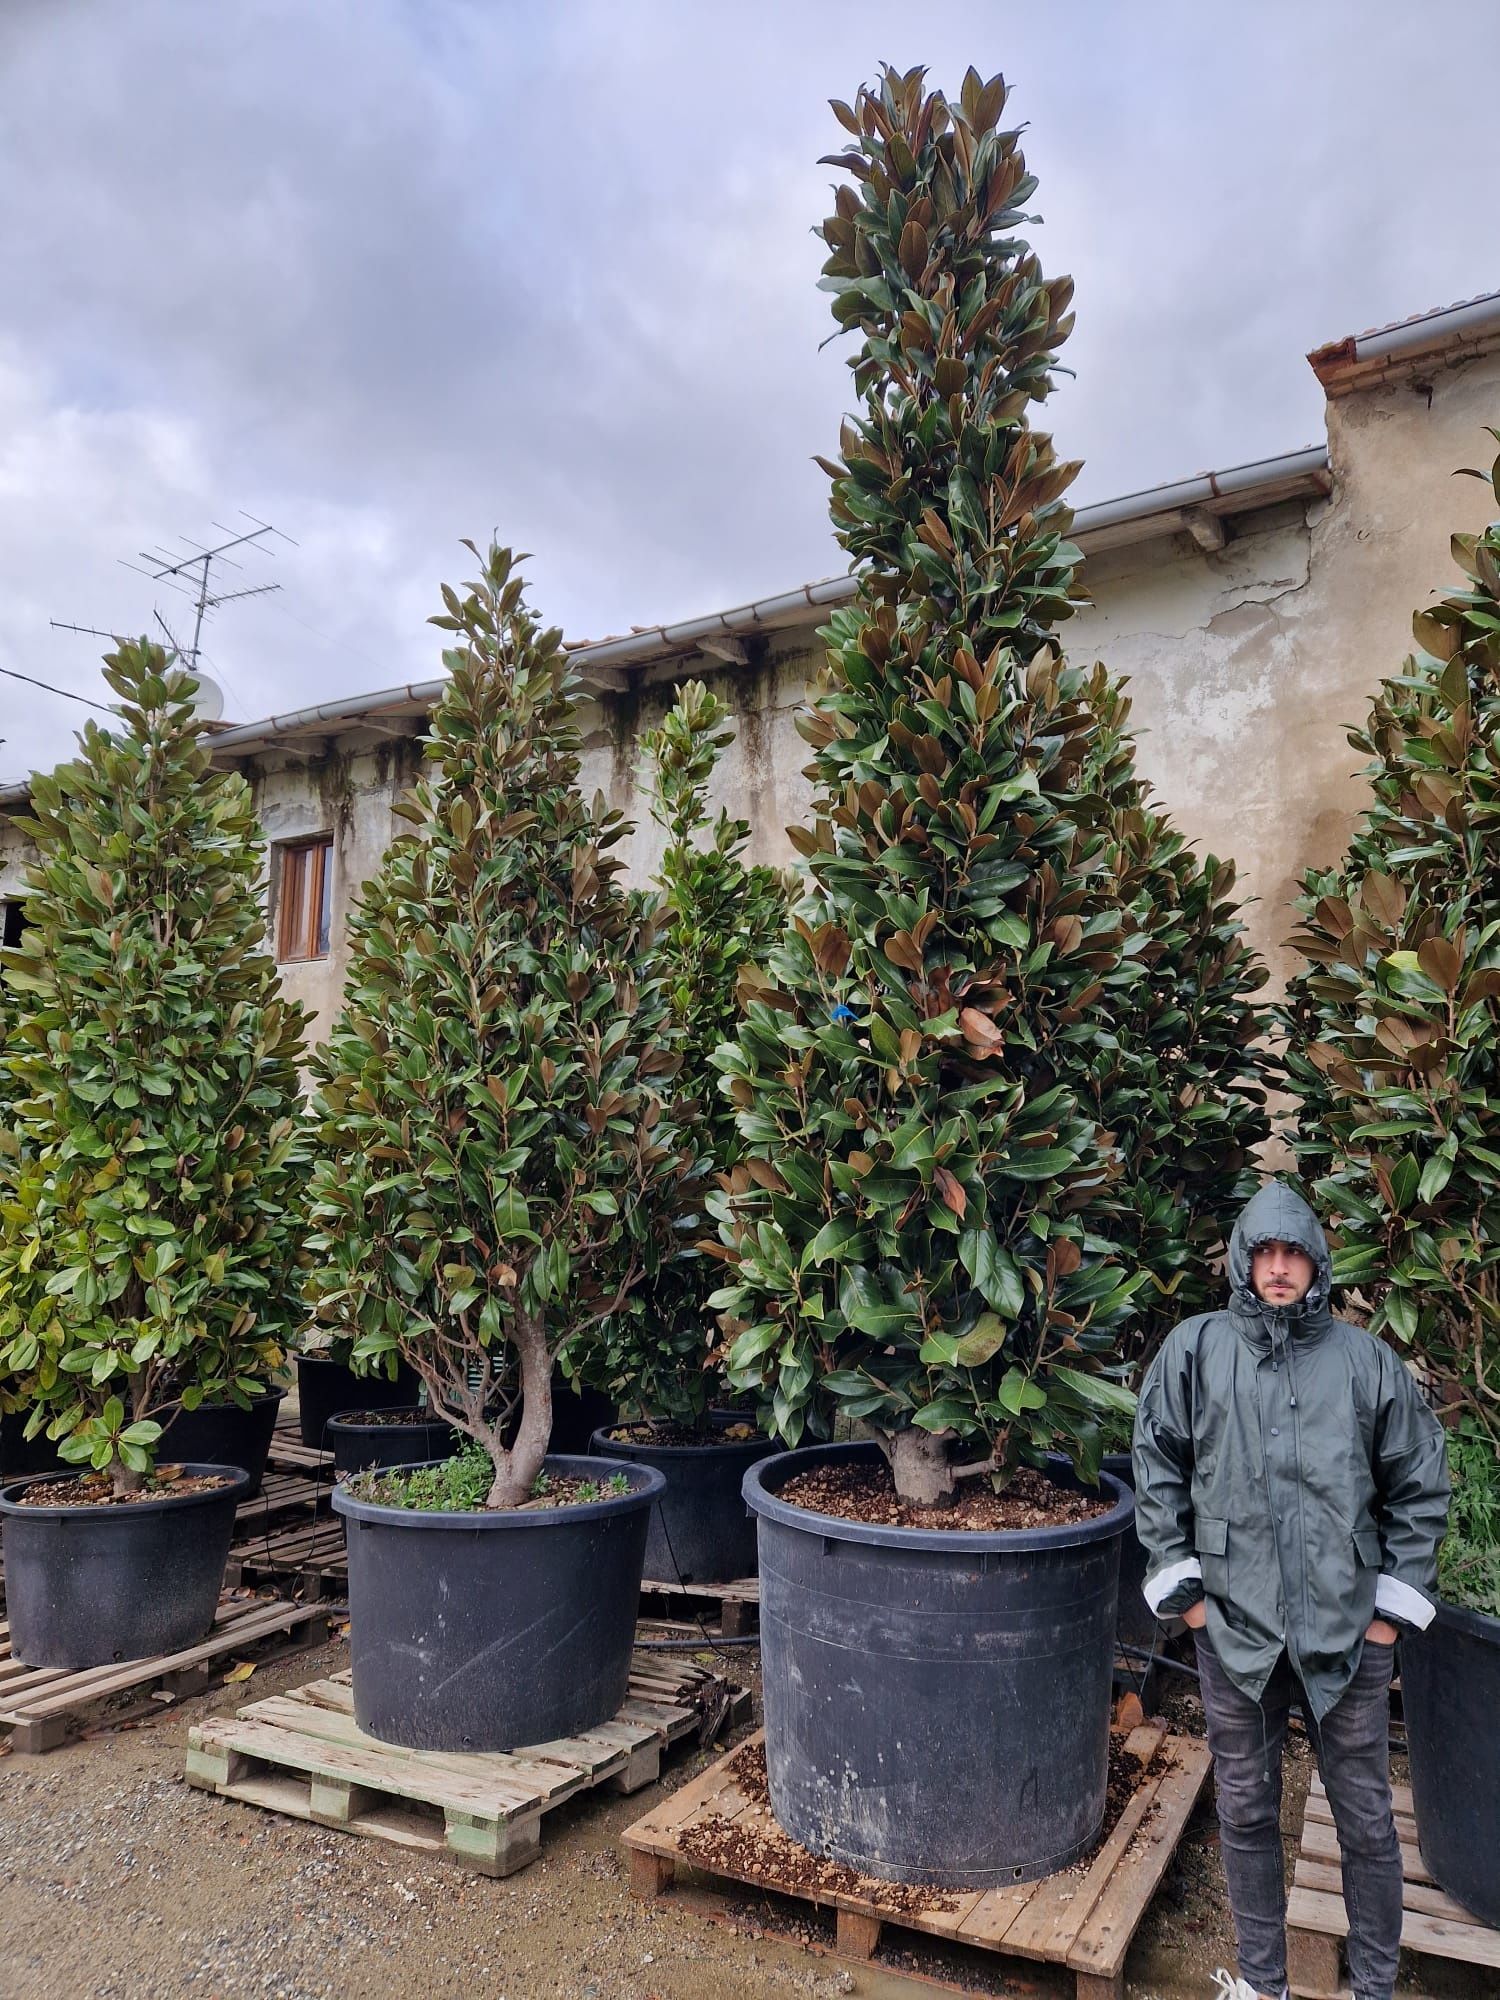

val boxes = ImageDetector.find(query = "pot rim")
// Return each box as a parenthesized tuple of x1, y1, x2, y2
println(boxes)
(327, 1407, 452, 1433)
(0, 1461, 252, 1520)
(743, 1439, 1134, 1553)
(590, 1414, 775, 1462)
(164, 1383, 288, 1414)
(1430, 1591, 1500, 1643)
(332, 1450, 666, 1531)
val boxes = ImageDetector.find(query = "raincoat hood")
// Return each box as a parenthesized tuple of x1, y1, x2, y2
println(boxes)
(1226, 1181, 1333, 1336)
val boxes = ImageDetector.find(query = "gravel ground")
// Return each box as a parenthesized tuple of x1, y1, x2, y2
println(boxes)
(0, 1631, 1490, 2000)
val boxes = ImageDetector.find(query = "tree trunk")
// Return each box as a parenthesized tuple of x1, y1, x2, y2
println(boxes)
(485, 1301, 553, 1508)
(888, 1427, 957, 1508)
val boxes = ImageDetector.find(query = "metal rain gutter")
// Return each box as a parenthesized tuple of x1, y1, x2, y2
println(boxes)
(1310, 292, 1500, 393)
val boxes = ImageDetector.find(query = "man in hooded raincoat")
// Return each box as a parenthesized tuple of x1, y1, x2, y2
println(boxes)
(1133, 1183, 1449, 2000)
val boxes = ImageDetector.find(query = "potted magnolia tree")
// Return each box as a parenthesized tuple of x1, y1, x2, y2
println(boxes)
(310, 542, 678, 1753)
(589, 680, 786, 1583)
(0, 643, 309, 1666)
(710, 66, 1141, 1888)
(1284, 439, 1500, 1925)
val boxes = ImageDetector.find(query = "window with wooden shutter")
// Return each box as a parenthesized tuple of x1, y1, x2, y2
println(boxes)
(275, 836, 334, 962)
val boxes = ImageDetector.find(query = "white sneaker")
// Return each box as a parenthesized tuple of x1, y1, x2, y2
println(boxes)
(1210, 1973, 1284, 2000)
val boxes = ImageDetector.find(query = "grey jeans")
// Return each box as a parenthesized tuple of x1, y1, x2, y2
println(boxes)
(1194, 1630, 1402, 2000)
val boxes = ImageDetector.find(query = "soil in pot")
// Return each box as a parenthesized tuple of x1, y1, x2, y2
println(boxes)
(0, 1462, 249, 1668)
(155, 1385, 286, 1500)
(744, 1440, 1134, 1889)
(1400, 1595, 1500, 1926)
(293, 1354, 418, 1448)
(330, 1453, 664, 1752)
(326, 1407, 462, 1478)
(591, 1410, 779, 1584)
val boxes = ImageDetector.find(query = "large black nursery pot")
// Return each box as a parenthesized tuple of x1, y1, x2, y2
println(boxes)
(590, 1409, 780, 1584)
(0, 1462, 250, 1669)
(1400, 1596, 1500, 1926)
(332, 1453, 665, 1752)
(294, 1353, 417, 1447)
(156, 1385, 286, 1500)
(0, 1405, 67, 1480)
(1101, 1451, 1159, 1656)
(327, 1407, 460, 1478)
(744, 1441, 1134, 1888)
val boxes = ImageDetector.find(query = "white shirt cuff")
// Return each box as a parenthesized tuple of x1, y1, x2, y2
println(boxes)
(1143, 1556, 1202, 1614)
(1375, 1575, 1436, 1629)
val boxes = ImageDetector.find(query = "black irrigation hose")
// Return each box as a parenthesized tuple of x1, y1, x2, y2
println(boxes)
(1116, 1641, 1200, 1681)
(636, 1633, 761, 1649)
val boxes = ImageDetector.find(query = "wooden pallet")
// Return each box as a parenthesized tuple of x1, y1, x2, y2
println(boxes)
(623, 1718, 1209, 2000)
(264, 1431, 334, 1479)
(235, 1469, 332, 1530)
(1287, 1774, 1500, 1996)
(0, 1594, 330, 1754)
(640, 1574, 760, 1638)
(186, 1654, 750, 1876)
(226, 1515, 348, 1598)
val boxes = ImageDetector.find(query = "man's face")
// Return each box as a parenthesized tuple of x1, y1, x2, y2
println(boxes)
(1251, 1239, 1316, 1306)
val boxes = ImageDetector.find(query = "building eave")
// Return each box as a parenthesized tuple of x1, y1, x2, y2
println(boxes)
(1309, 290, 1500, 397)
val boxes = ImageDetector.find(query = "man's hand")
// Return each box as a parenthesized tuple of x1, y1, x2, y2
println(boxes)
(1182, 1599, 1207, 1630)
(1364, 1617, 1399, 1646)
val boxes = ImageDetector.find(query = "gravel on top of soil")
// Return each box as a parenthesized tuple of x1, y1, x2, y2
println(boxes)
(776, 1461, 1113, 1531)
(10, 1468, 238, 1507)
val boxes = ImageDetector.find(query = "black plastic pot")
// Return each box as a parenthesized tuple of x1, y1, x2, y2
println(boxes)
(156, 1386, 286, 1500)
(1401, 1595, 1500, 1925)
(332, 1453, 665, 1752)
(0, 1405, 66, 1480)
(0, 1462, 250, 1669)
(545, 1372, 617, 1456)
(590, 1411, 780, 1584)
(327, 1408, 460, 1478)
(744, 1441, 1134, 1888)
(1101, 1451, 1158, 1654)
(294, 1354, 417, 1448)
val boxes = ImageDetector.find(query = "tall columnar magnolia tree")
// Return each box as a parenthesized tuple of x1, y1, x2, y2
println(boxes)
(709, 66, 1143, 1506)
(0, 645, 309, 1494)
(304, 544, 682, 1509)
(1074, 669, 1272, 1379)
(1285, 443, 1500, 1545)
(589, 682, 787, 1427)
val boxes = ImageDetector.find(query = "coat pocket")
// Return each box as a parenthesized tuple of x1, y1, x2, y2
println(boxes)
(1353, 1526, 1383, 1569)
(1195, 1516, 1229, 1600)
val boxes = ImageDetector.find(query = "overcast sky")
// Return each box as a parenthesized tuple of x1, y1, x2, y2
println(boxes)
(2, 0, 1496, 783)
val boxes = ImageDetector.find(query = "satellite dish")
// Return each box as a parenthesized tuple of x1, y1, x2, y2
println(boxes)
(188, 672, 225, 723)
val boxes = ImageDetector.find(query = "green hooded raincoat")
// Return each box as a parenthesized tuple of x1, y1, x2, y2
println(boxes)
(1132, 1182, 1450, 1719)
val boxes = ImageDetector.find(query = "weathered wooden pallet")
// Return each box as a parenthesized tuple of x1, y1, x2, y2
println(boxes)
(622, 1719, 1210, 2000)
(0, 1594, 330, 1754)
(1287, 1774, 1500, 1996)
(639, 1574, 760, 1638)
(264, 1431, 335, 1480)
(226, 1514, 348, 1598)
(234, 1469, 333, 1531)
(186, 1654, 751, 1876)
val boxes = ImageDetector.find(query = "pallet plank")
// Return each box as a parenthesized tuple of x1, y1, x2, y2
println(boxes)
(1069, 1741, 1212, 1975)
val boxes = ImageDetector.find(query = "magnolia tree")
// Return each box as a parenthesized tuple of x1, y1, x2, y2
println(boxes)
(304, 545, 681, 1509)
(588, 681, 786, 1428)
(0, 645, 309, 1494)
(709, 67, 1144, 1507)
(1074, 669, 1271, 1379)
(1285, 442, 1500, 1613)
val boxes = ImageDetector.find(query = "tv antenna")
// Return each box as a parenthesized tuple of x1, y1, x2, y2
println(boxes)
(49, 512, 298, 717)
